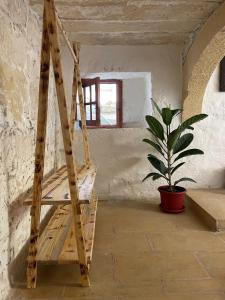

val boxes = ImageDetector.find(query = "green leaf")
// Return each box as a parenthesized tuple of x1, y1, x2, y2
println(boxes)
(151, 98, 162, 115)
(174, 177, 196, 186)
(143, 139, 164, 155)
(173, 133, 194, 154)
(152, 174, 165, 181)
(146, 115, 164, 141)
(142, 172, 165, 182)
(167, 128, 181, 151)
(171, 162, 185, 175)
(187, 126, 194, 130)
(148, 154, 167, 175)
(174, 149, 204, 162)
(162, 108, 173, 125)
(171, 109, 182, 118)
(180, 114, 208, 131)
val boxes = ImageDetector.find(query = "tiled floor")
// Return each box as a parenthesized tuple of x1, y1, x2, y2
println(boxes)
(7, 200, 225, 299)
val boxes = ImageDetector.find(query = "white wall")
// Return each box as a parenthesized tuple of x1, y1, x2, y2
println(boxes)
(123, 75, 151, 127)
(74, 128, 158, 201)
(80, 45, 182, 108)
(185, 66, 225, 188)
(60, 45, 183, 200)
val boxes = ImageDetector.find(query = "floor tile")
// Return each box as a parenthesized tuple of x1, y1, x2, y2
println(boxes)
(114, 251, 209, 285)
(147, 231, 225, 252)
(165, 278, 225, 294)
(94, 232, 151, 254)
(197, 251, 225, 278)
(118, 294, 225, 300)
(8, 286, 63, 299)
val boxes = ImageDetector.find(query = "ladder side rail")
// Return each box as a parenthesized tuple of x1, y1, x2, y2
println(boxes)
(27, 7, 51, 289)
(73, 43, 91, 168)
(55, 10, 78, 64)
(70, 62, 78, 140)
(44, 0, 90, 287)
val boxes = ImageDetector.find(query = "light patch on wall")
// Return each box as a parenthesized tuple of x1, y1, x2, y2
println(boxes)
(82, 72, 152, 128)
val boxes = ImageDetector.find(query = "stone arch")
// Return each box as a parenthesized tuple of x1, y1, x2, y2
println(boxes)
(182, 2, 225, 119)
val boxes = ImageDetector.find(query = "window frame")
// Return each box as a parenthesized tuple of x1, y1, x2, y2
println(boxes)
(81, 78, 123, 129)
(98, 79, 123, 129)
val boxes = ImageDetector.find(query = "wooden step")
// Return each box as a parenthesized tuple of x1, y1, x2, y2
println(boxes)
(187, 189, 225, 231)
(36, 192, 98, 264)
(24, 164, 97, 206)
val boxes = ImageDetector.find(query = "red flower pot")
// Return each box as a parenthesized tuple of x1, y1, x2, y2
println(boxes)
(158, 185, 186, 213)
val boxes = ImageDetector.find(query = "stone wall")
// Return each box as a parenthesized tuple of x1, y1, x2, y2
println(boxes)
(0, 1, 57, 298)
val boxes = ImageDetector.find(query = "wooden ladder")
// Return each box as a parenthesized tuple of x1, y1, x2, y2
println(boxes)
(26, 0, 97, 288)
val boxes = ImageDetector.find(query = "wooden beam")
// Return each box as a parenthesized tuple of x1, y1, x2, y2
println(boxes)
(73, 42, 91, 167)
(70, 58, 78, 140)
(27, 7, 51, 289)
(44, 0, 90, 287)
(55, 10, 78, 64)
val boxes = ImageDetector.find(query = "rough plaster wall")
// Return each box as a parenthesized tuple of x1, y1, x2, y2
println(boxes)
(60, 45, 183, 200)
(0, 1, 57, 298)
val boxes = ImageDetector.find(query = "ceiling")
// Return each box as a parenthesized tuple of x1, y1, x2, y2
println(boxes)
(30, 0, 224, 45)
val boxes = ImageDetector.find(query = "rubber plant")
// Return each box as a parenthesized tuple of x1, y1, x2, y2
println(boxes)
(143, 100, 208, 213)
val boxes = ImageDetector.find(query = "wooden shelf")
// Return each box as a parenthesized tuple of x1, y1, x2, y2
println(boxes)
(24, 164, 97, 206)
(36, 192, 98, 264)
(27, 0, 97, 287)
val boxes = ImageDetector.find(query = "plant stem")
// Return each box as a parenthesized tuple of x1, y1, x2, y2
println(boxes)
(167, 151, 172, 190)
(166, 125, 173, 191)
(156, 138, 167, 154)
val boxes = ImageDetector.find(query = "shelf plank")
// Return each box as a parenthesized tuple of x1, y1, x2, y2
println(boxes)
(59, 191, 98, 264)
(58, 221, 78, 263)
(24, 165, 96, 206)
(36, 192, 98, 265)
(37, 205, 72, 263)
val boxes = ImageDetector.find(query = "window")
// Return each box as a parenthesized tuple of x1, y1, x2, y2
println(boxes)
(82, 78, 122, 128)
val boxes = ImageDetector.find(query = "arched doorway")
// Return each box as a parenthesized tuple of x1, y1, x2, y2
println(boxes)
(182, 2, 225, 119)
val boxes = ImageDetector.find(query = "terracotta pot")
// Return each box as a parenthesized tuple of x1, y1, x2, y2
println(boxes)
(158, 185, 186, 213)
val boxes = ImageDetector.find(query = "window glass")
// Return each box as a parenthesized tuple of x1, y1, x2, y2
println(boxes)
(85, 87, 90, 103)
(91, 85, 96, 102)
(100, 83, 117, 126)
(92, 104, 96, 121)
(86, 105, 91, 120)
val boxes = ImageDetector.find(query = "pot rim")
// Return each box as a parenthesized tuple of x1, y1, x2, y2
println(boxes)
(158, 185, 186, 194)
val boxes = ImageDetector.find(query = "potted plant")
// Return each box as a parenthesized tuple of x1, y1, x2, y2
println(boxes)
(143, 100, 208, 213)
